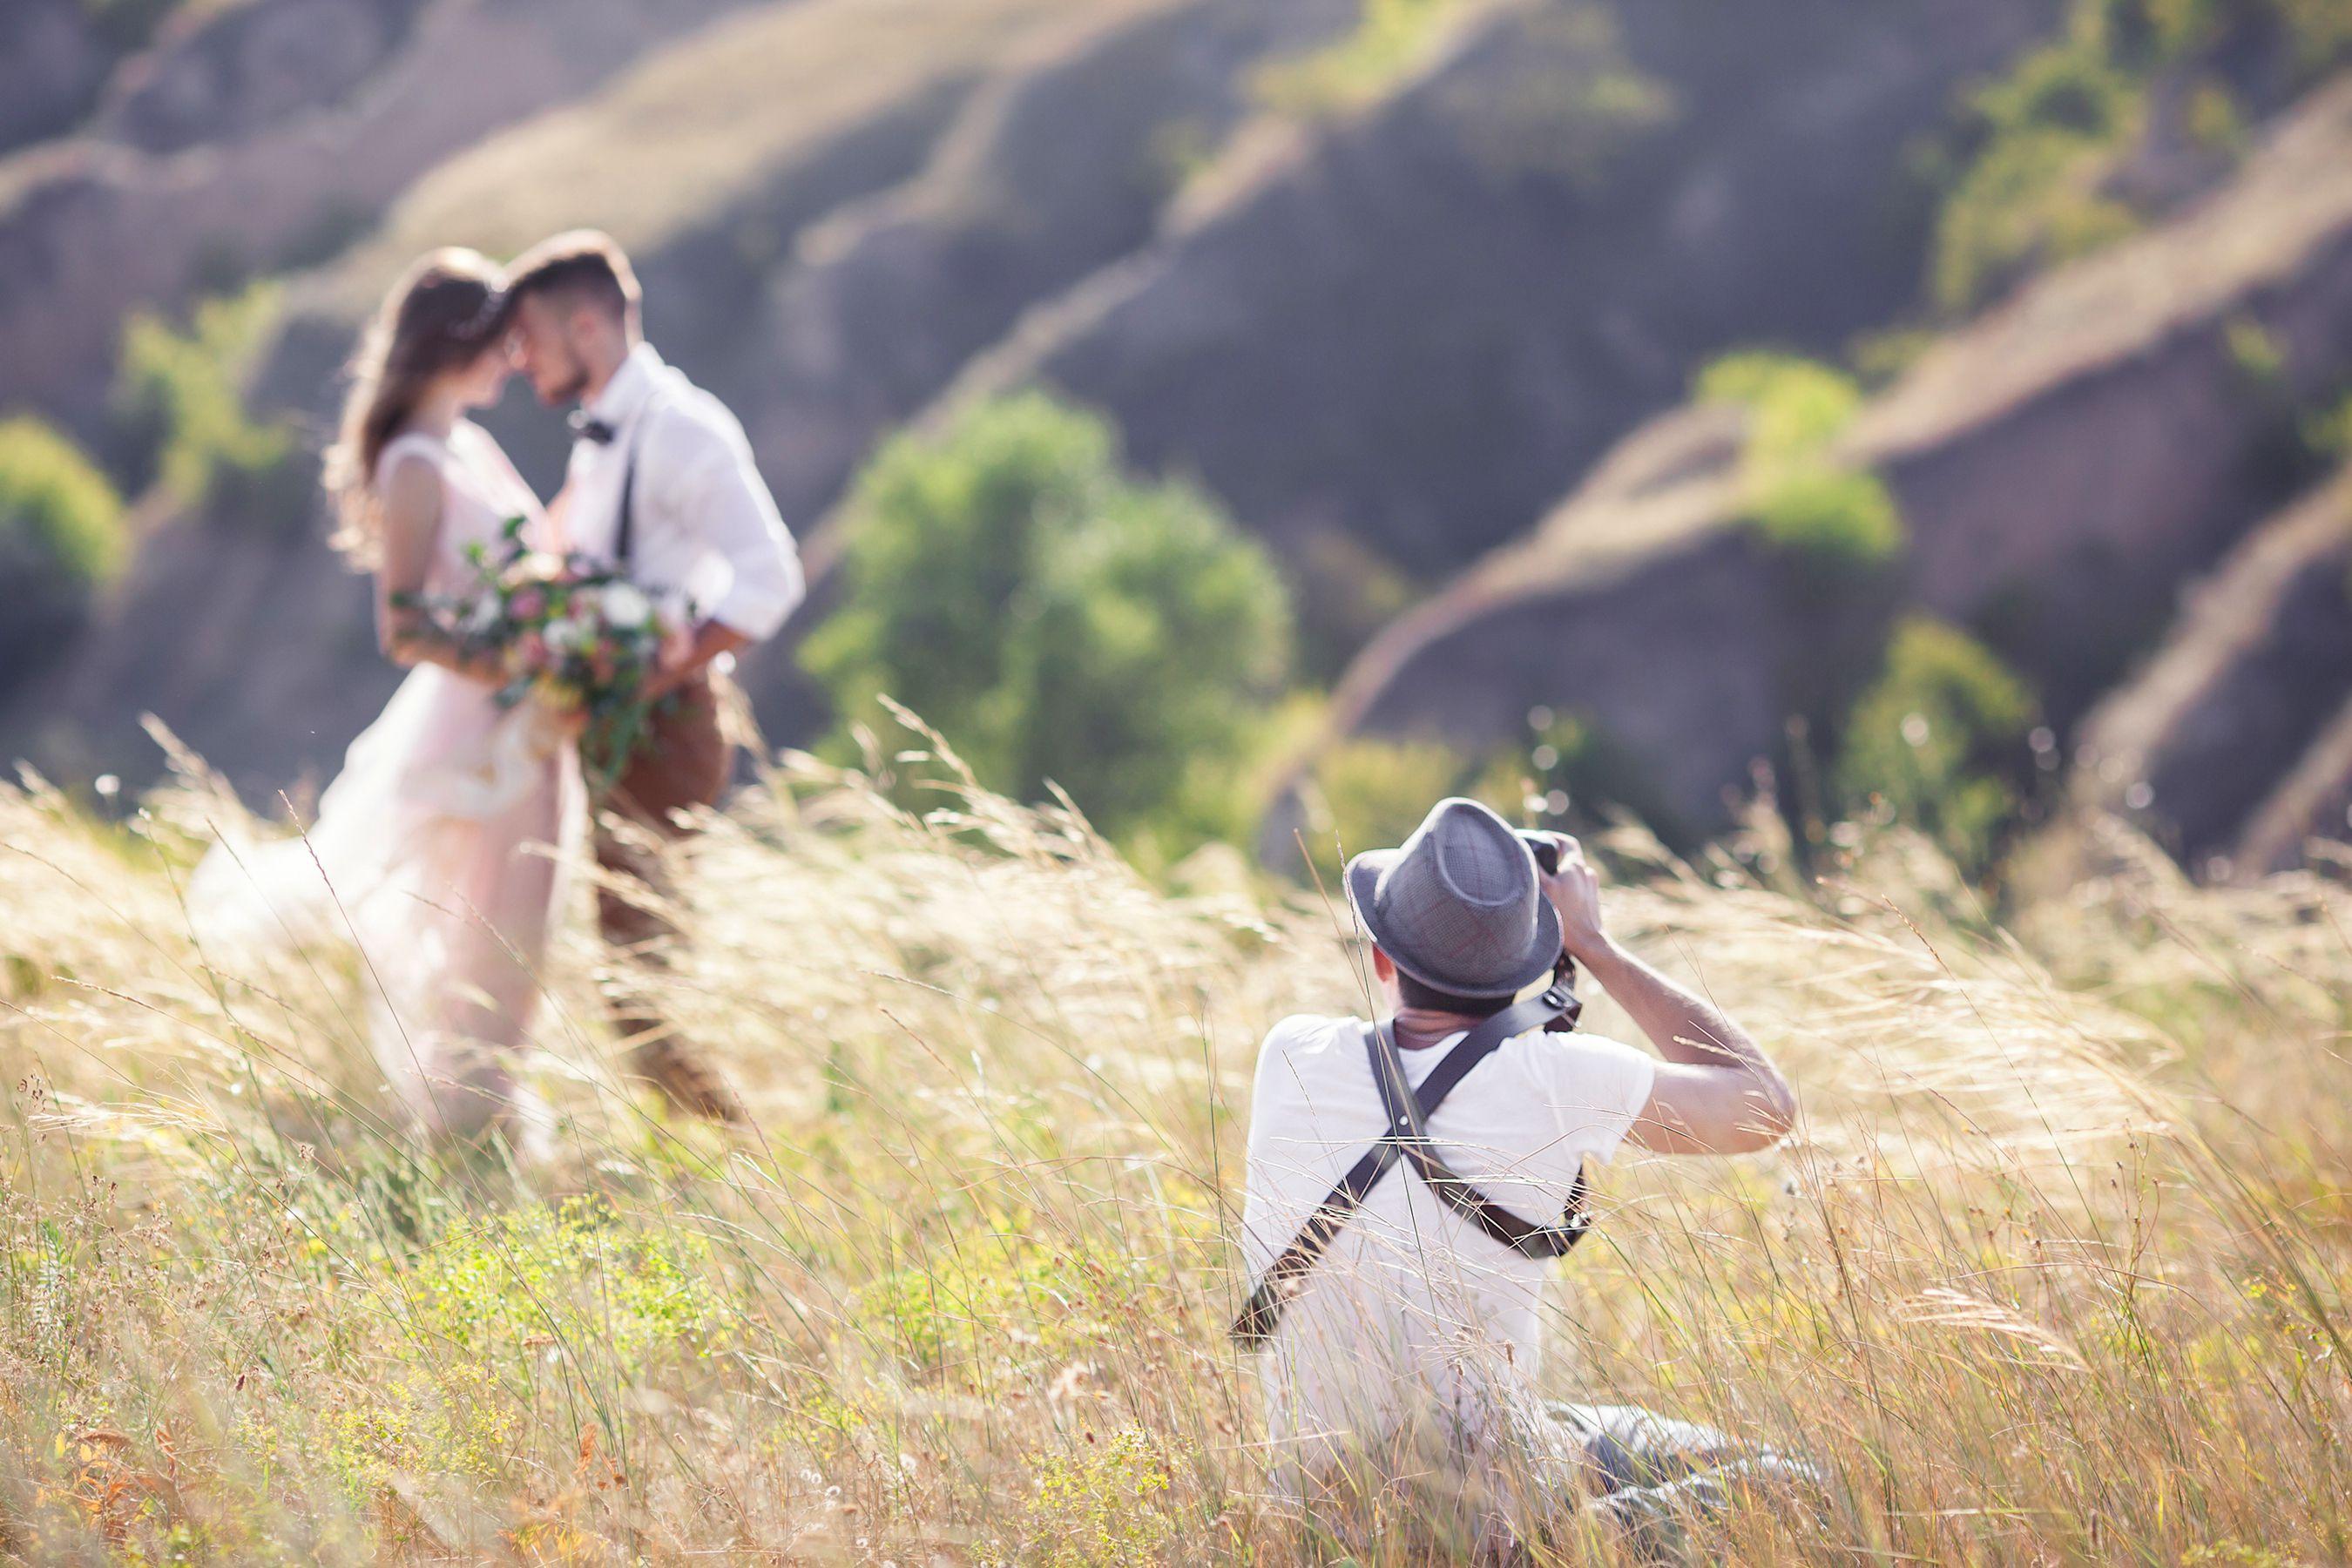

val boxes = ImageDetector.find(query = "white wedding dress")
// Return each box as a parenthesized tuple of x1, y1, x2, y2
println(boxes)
(189, 421, 585, 1141)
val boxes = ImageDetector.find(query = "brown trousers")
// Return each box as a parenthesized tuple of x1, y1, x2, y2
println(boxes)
(596, 673, 730, 1056)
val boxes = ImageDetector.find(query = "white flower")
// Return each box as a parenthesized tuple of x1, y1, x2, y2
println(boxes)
(598, 583, 653, 630)
(542, 617, 584, 652)
(463, 597, 502, 634)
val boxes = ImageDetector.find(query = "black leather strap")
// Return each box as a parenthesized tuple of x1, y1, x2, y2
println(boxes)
(1231, 981, 1588, 1348)
(1371, 1017, 1592, 1260)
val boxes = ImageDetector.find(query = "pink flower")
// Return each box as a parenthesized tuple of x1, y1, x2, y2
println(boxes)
(514, 632, 551, 672)
(510, 588, 547, 622)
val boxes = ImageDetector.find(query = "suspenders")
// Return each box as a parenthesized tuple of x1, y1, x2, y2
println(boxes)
(612, 396, 654, 569)
(1231, 982, 1593, 1349)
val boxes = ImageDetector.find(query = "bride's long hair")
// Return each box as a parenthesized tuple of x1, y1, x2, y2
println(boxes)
(325, 248, 509, 563)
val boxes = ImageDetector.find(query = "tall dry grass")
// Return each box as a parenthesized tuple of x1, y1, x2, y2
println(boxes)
(0, 738, 2346, 1564)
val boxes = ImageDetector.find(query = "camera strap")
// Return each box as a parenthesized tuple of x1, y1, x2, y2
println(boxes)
(1230, 981, 1592, 1350)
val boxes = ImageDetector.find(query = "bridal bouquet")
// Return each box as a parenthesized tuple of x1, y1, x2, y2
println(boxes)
(404, 516, 676, 792)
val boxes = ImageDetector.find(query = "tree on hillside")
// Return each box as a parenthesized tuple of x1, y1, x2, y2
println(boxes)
(809, 393, 1293, 862)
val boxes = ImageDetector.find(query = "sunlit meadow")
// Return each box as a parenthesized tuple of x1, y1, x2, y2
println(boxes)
(1, 725, 2347, 1564)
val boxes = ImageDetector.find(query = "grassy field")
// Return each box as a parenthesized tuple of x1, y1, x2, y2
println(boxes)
(0, 733, 2348, 1564)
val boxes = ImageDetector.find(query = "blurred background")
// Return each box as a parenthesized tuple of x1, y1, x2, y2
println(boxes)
(3, 0, 2350, 885)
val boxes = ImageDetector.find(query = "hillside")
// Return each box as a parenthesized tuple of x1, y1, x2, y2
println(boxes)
(2, 0, 1355, 794)
(1304, 74, 2352, 851)
(3, 0, 2350, 886)
(950, 0, 2062, 610)
(0, 0, 759, 435)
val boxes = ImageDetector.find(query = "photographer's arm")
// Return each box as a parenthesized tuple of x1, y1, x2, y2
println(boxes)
(374, 456, 504, 686)
(1537, 835, 1795, 1155)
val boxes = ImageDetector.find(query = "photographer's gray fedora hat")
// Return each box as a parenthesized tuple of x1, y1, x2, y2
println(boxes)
(1345, 797, 1561, 1000)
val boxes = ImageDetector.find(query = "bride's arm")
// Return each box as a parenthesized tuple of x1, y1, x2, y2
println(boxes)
(375, 456, 504, 686)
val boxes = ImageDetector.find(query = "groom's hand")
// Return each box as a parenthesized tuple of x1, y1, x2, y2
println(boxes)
(646, 620, 750, 700)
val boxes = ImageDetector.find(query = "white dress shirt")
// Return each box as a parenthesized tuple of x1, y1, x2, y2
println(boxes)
(561, 343, 804, 641)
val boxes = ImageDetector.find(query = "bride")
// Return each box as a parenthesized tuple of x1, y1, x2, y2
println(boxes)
(191, 248, 584, 1150)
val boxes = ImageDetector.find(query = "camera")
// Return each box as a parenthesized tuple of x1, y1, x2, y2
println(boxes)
(1520, 830, 1561, 877)
(1517, 830, 1582, 1030)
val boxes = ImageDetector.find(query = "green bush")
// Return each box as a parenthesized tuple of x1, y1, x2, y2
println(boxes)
(809, 393, 1292, 862)
(0, 417, 127, 588)
(1753, 467, 1905, 573)
(112, 286, 297, 518)
(1698, 351, 1864, 468)
(1700, 350, 1907, 583)
(1302, 734, 1472, 876)
(1925, 0, 2352, 315)
(1835, 618, 2038, 874)
(0, 417, 126, 691)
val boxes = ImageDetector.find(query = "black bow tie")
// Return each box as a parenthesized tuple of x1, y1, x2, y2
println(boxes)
(570, 413, 618, 445)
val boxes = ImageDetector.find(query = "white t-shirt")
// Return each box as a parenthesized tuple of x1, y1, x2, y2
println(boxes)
(1240, 1013, 1655, 1477)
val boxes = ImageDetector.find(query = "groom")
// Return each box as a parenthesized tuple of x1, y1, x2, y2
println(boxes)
(504, 230, 804, 1125)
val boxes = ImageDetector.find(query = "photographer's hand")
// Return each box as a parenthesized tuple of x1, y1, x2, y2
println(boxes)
(1531, 832, 1613, 965)
(1530, 832, 1795, 1154)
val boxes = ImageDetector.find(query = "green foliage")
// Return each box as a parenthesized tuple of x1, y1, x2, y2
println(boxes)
(1445, 8, 1677, 188)
(855, 1221, 1164, 1385)
(1700, 351, 1865, 470)
(0, 417, 127, 589)
(112, 285, 298, 517)
(2271, 0, 2352, 66)
(1021, 1426, 1188, 1568)
(809, 393, 1293, 861)
(1930, 37, 2143, 313)
(1835, 618, 2038, 875)
(410, 1199, 727, 1374)
(0, 417, 127, 691)
(2224, 314, 2288, 389)
(1752, 467, 1906, 575)
(1701, 351, 1907, 582)
(1926, 0, 2352, 314)
(1299, 711, 1679, 876)
(2301, 389, 2352, 460)
(1303, 735, 1474, 873)
(1255, 0, 1472, 114)
(1291, 528, 1416, 684)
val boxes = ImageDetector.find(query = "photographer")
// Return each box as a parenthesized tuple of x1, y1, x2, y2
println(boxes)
(1237, 796, 1802, 1546)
